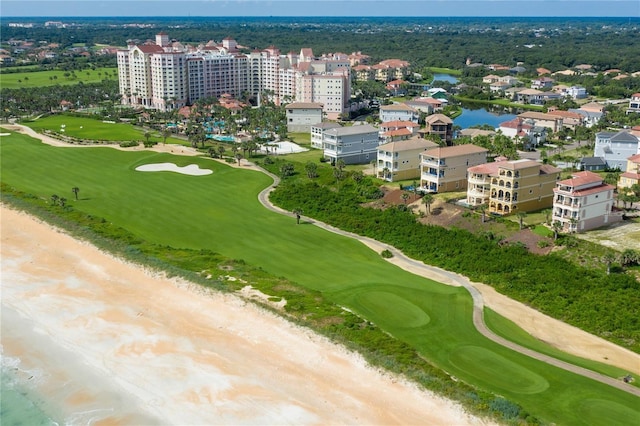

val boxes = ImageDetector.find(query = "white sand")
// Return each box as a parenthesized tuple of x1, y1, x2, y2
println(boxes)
(265, 141, 308, 154)
(1, 207, 490, 426)
(135, 162, 213, 176)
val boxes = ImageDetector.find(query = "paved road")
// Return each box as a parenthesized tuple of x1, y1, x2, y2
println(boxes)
(256, 166, 640, 397)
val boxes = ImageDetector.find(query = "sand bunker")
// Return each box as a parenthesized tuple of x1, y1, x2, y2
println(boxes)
(264, 141, 308, 154)
(135, 163, 212, 176)
(0, 132, 11, 136)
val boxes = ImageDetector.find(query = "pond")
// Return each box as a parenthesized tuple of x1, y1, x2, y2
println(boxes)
(454, 106, 517, 129)
(432, 73, 459, 84)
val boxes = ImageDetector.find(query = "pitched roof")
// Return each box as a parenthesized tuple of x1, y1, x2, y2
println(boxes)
(380, 120, 420, 129)
(311, 122, 342, 130)
(378, 137, 438, 152)
(422, 144, 488, 158)
(425, 113, 453, 124)
(324, 124, 378, 137)
(557, 171, 603, 187)
(627, 153, 640, 163)
(380, 104, 417, 112)
(382, 128, 413, 137)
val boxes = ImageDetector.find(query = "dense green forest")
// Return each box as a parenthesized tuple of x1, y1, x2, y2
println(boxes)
(3, 17, 640, 72)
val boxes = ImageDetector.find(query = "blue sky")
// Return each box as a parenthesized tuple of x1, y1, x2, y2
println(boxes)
(2, 0, 639, 17)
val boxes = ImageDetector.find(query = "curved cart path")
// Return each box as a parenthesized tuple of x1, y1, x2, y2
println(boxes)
(257, 169, 640, 397)
(4, 124, 638, 396)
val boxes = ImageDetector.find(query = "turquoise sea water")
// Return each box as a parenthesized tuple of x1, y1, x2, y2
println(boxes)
(1, 368, 58, 426)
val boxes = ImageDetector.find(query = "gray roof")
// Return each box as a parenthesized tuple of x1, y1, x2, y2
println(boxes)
(580, 157, 607, 166)
(324, 123, 378, 137)
(311, 122, 342, 130)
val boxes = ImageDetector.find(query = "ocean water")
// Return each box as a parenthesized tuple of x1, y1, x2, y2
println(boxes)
(1, 359, 59, 426)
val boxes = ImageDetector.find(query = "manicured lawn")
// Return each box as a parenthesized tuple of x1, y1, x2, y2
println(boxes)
(427, 67, 463, 76)
(24, 115, 186, 145)
(0, 67, 118, 89)
(2, 130, 639, 426)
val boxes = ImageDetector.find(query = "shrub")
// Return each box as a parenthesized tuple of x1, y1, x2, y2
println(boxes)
(537, 240, 550, 248)
(381, 249, 393, 258)
(119, 140, 139, 148)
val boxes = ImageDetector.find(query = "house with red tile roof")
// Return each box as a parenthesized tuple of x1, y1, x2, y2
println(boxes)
(627, 93, 640, 114)
(467, 158, 561, 214)
(619, 154, 640, 190)
(553, 171, 621, 232)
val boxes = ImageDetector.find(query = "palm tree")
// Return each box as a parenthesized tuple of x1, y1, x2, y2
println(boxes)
(516, 211, 527, 230)
(162, 128, 171, 145)
(217, 145, 226, 159)
(71, 187, 79, 200)
(412, 180, 418, 200)
(144, 131, 151, 146)
(552, 220, 563, 240)
(477, 204, 487, 223)
(51, 194, 59, 205)
(401, 192, 410, 205)
(382, 167, 390, 181)
(422, 193, 434, 215)
(58, 197, 67, 207)
(235, 153, 243, 166)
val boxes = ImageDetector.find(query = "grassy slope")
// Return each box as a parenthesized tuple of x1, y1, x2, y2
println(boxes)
(0, 67, 118, 89)
(2, 130, 638, 426)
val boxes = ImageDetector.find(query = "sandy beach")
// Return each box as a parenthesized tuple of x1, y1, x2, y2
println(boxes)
(1, 206, 490, 425)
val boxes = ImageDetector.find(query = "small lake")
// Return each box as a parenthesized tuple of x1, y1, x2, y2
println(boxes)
(432, 73, 459, 84)
(454, 106, 517, 129)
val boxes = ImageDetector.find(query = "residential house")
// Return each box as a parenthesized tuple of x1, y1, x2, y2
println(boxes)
(570, 108, 602, 128)
(553, 171, 620, 232)
(421, 114, 454, 146)
(352, 64, 375, 81)
(467, 158, 561, 215)
(322, 123, 380, 165)
(483, 74, 501, 84)
(457, 128, 495, 139)
(379, 103, 419, 123)
(618, 154, 640, 189)
(536, 67, 552, 76)
(379, 120, 420, 142)
(285, 102, 324, 132)
(579, 102, 605, 114)
(420, 144, 488, 193)
(579, 157, 607, 172)
(310, 122, 341, 149)
(517, 111, 564, 133)
(594, 130, 640, 171)
(627, 93, 640, 114)
(403, 98, 434, 115)
(490, 81, 512, 93)
(516, 88, 544, 105)
(564, 86, 588, 99)
(386, 79, 407, 96)
(547, 109, 584, 130)
(498, 117, 547, 149)
(531, 77, 554, 90)
(377, 137, 438, 182)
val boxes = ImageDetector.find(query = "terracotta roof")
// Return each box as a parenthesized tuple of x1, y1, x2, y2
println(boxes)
(381, 104, 417, 112)
(497, 159, 540, 170)
(539, 164, 562, 175)
(557, 171, 603, 188)
(422, 144, 488, 158)
(518, 111, 561, 121)
(620, 171, 640, 180)
(554, 184, 614, 197)
(631, 93, 640, 98)
(627, 153, 640, 163)
(468, 162, 501, 175)
(136, 44, 164, 54)
(383, 128, 413, 137)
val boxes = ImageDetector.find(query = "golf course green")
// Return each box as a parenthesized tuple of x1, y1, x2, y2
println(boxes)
(1, 129, 639, 426)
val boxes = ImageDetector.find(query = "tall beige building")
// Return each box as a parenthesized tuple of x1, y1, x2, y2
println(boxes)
(467, 159, 561, 215)
(420, 144, 489, 193)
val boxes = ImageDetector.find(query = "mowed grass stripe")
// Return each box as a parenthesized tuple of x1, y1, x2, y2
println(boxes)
(0, 67, 118, 89)
(2, 131, 639, 426)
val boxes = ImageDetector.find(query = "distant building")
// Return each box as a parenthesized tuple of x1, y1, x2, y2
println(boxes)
(553, 171, 620, 233)
(420, 144, 488, 193)
(422, 114, 454, 146)
(377, 137, 438, 182)
(322, 124, 380, 165)
(285, 102, 323, 132)
(379, 103, 419, 123)
(627, 93, 640, 114)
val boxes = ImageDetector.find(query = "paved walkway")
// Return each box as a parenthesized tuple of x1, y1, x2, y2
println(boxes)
(256, 167, 640, 397)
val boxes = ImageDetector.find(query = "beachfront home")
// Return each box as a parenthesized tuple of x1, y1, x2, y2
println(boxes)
(310, 122, 342, 149)
(377, 137, 438, 182)
(322, 123, 380, 165)
(467, 159, 561, 215)
(420, 144, 488, 193)
(594, 130, 640, 171)
(552, 171, 620, 232)
(285, 102, 324, 132)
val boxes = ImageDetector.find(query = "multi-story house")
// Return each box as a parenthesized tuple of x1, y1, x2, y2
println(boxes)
(467, 159, 561, 215)
(377, 137, 438, 182)
(547, 109, 584, 130)
(618, 154, 640, 189)
(310, 122, 342, 149)
(564, 86, 588, 99)
(531, 77, 554, 90)
(422, 114, 454, 146)
(379, 104, 419, 123)
(285, 102, 323, 132)
(379, 120, 420, 143)
(498, 118, 547, 149)
(627, 93, 640, 114)
(553, 171, 620, 232)
(419, 144, 488, 193)
(322, 124, 380, 165)
(594, 130, 640, 171)
(517, 111, 564, 133)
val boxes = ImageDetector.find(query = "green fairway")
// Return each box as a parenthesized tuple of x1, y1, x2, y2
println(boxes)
(0, 67, 118, 89)
(23, 116, 186, 145)
(1, 130, 639, 426)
